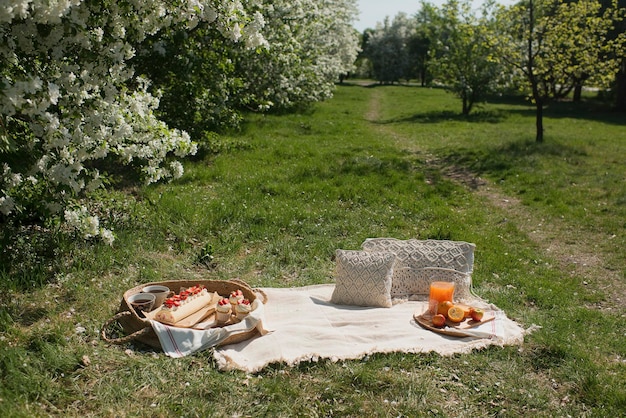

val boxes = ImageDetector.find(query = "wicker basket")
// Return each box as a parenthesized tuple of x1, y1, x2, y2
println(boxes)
(101, 279, 266, 350)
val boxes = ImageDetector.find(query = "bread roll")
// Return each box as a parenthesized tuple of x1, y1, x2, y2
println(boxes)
(154, 285, 212, 325)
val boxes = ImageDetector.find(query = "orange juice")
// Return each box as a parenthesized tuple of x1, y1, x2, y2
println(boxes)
(428, 281, 455, 314)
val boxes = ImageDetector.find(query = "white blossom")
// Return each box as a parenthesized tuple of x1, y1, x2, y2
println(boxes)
(0, 196, 16, 216)
(100, 228, 115, 246)
(83, 215, 99, 237)
(170, 161, 184, 179)
(64, 206, 108, 240)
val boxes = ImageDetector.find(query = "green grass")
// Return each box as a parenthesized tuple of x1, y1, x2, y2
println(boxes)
(1, 84, 625, 417)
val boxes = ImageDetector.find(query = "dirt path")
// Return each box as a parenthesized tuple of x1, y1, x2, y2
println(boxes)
(364, 88, 382, 122)
(473, 185, 623, 311)
(364, 88, 623, 311)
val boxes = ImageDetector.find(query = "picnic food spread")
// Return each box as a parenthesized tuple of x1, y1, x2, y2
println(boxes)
(149, 285, 250, 327)
(415, 300, 495, 337)
(102, 241, 527, 365)
(432, 301, 487, 326)
(415, 279, 496, 337)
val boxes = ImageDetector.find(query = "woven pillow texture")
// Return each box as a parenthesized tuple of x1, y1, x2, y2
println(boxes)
(394, 267, 473, 300)
(361, 238, 475, 299)
(330, 249, 394, 308)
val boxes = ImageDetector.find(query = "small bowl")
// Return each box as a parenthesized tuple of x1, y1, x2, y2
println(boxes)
(128, 293, 156, 317)
(141, 285, 171, 308)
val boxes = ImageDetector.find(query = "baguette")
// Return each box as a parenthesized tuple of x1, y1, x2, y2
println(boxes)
(153, 285, 213, 325)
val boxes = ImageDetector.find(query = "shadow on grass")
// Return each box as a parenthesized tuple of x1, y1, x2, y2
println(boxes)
(543, 99, 626, 126)
(376, 109, 516, 125)
(439, 138, 588, 176)
(377, 97, 625, 126)
(528, 344, 570, 371)
(376, 100, 625, 126)
(349, 82, 625, 126)
(370, 89, 535, 124)
(340, 80, 426, 89)
(0, 224, 63, 292)
(2, 301, 49, 327)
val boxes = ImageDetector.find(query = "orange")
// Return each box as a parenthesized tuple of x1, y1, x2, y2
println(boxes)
(447, 306, 465, 323)
(455, 304, 473, 318)
(437, 301, 454, 317)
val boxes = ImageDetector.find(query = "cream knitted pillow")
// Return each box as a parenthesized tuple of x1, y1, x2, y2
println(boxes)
(361, 238, 475, 299)
(330, 250, 394, 308)
(393, 267, 473, 301)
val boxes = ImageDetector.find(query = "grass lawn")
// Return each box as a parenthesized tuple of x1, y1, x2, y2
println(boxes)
(1, 83, 624, 417)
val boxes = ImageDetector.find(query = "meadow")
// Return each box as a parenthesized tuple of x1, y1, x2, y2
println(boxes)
(1, 83, 624, 417)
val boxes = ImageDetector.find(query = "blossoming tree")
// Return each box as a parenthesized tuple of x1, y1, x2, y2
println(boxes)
(235, 0, 360, 110)
(129, 0, 359, 151)
(0, 1, 264, 242)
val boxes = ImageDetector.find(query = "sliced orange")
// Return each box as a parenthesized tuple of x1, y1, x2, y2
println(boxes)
(447, 306, 465, 323)
(455, 304, 473, 318)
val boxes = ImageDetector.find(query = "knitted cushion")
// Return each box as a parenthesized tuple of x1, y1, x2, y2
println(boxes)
(394, 267, 472, 301)
(361, 238, 475, 299)
(330, 250, 394, 308)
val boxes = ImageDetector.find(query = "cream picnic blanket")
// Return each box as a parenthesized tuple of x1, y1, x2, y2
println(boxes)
(211, 284, 526, 373)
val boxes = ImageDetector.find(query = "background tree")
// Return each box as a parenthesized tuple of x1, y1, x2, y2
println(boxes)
(136, 0, 359, 138)
(615, 57, 626, 111)
(407, 1, 441, 86)
(427, 0, 503, 115)
(543, 0, 625, 102)
(135, 25, 252, 139)
(363, 14, 415, 84)
(604, 0, 626, 110)
(354, 28, 376, 79)
(492, 0, 625, 142)
(405, 30, 431, 86)
(234, 0, 360, 111)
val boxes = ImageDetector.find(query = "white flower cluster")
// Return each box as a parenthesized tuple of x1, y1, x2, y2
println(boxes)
(64, 206, 114, 245)
(1, 0, 266, 244)
(243, 11, 270, 50)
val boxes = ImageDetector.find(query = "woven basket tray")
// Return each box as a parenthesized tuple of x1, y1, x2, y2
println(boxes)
(101, 279, 265, 349)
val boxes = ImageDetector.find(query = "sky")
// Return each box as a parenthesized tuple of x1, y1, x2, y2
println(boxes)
(354, 0, 515, 32)
(355, 0, 423, 32)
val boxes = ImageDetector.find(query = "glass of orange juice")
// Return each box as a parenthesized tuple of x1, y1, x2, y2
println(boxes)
(428, 281, 455, 314)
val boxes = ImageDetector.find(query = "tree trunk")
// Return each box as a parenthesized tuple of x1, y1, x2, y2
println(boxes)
(535, 99, 544, 142)
(615, 60, 626, 112)
(527, 0, 544, 143)
(573, 83, 582, 102)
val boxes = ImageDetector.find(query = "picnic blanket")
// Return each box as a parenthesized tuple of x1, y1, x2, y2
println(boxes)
(208, 284, 526, 372)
